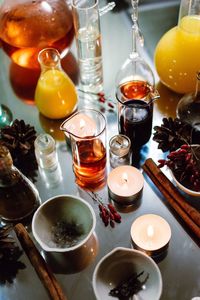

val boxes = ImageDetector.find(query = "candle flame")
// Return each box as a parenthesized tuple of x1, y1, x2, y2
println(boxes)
(122, 172, 128, 183)
(79, 118, 86, 129)
(147, 225, 154, 238)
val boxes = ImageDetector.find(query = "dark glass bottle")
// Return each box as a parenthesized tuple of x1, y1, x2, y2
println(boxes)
(0, 145, 40, 222)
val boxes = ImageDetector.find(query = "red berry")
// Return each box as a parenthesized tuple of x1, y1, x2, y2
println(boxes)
(99, 96, 105, 103)
(181, 144, 190, 150)
(108, 102, 114, 108)
(110, 220, 115, 228)
(108, 204, 116, 213)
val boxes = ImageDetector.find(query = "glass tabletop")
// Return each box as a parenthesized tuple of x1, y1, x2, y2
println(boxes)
(0, 2, 200, 300)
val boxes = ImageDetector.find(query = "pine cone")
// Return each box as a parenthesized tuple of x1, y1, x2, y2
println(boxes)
(0, 120, 38, 182)
(0, 225, 25, 284)
(0, 119, 36, 160)
(153, 117, 193, 152)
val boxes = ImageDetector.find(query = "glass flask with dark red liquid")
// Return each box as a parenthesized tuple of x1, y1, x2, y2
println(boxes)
(117, 80, 158, 148)
(115, 0, 159, 149)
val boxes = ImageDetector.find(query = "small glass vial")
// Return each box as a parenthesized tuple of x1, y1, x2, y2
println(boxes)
(109, 134, 131, 168)
(34, 134, 58, 171)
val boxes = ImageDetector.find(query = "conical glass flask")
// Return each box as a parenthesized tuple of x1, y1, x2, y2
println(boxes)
(116, 0, 159, 148)
(177, 71, 200, 128)
(0, 0, 74, 70)
(35, 48, 78, 119)
(155, 0, 200, 93)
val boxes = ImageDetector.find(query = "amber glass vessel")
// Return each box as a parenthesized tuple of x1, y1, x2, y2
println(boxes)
(0, 0, 74, 69)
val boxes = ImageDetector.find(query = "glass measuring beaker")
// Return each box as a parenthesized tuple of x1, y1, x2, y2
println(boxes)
(117, 87, 159, 149)
(60, 109, 107, 189)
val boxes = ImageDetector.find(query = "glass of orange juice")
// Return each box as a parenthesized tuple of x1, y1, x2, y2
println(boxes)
(35, 48, 78, 119)
(155, 0, 200, 94)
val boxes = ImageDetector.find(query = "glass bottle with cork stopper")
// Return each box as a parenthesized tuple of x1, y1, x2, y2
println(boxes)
(115, 0, 159, 149)
(0, 145, 40, 222)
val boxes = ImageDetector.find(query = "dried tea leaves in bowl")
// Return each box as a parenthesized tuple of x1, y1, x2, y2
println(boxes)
(51, 220, 84, 248)
(109, 271, 149, 299)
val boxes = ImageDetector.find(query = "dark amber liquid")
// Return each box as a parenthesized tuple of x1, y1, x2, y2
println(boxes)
(0, 0, 74, 69)
(73, 139, 106, 189)
(1, 30, 74, 69)
(0, 170, 39, 221)
(120, 80, 151, 100)
(119, 80, 153, 148)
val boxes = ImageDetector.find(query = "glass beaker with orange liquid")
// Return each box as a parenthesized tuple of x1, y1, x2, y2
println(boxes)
(0, 0, 74, 70)
(155, 0, 200, 94)
(35, 48, 78, 119)
(60, 109, 107, 190)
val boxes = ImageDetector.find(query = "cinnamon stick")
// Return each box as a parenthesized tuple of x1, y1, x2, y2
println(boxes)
(142, 158, 200, 240)
(14, 223, 67, 300)
(144, 158, 200, 227)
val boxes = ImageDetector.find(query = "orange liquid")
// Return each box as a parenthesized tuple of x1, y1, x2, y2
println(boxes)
(73, 140, 106, 189)
(0, 0, 74, 69)
(35, 69, 78, 119)
(120, 80, 151, 99)
(155, 15, 200, 93)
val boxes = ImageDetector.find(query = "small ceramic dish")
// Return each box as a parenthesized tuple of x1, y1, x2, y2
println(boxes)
(170, 170, 200, 197)
(170, 144, 200, 197)
(32, 194, 96, 252)
(93, 247, 162, 300)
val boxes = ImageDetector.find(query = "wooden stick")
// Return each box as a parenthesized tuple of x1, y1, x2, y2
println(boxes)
(144, 158, 200, 227)
(14, 223, 67, 300)
(142, 159, 200, 240)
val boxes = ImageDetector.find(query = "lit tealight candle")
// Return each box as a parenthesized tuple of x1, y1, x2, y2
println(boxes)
(131, 214, 171, 257)
(61, 113, 96, 138)
(107, 165, 144, 205)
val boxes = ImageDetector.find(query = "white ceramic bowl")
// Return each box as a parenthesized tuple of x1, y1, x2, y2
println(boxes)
(170, 170, 200, 197)
(32, 194, 96, 252)
(93, 247, 162, 300)
(170, 144, 200, 197)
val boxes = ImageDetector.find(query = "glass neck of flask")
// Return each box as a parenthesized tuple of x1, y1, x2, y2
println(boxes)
(178, 0, 200, 25)
(194, 71, 200, 100)
(130, 0, 144, 59)
(38, 48, 62, 72)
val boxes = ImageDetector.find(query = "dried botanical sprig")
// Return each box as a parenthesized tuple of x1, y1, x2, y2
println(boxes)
(109, 271, 149, 299)
(86, 191, 121, 228)
(78, 89, 116, 113)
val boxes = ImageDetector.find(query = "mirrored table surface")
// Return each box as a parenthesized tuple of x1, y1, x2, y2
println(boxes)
(0, 1, 200, 300)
